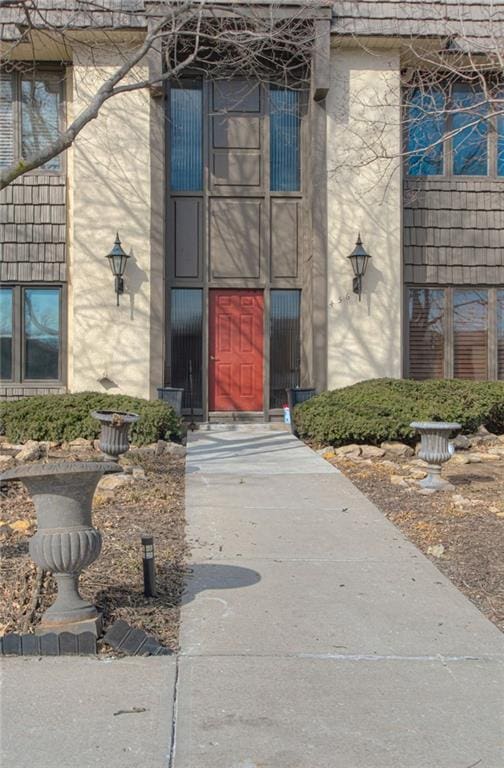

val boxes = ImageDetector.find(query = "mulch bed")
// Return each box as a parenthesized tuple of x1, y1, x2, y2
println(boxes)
(327, 451, 504, 633)
(0, 450, 187, 652)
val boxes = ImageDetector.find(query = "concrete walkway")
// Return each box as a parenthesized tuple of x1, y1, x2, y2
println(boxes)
(177, 428, 504, 768)
(2, 429, 503, 767)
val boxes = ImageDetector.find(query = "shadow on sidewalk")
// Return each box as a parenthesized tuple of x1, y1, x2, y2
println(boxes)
(181, 563, 261, 605)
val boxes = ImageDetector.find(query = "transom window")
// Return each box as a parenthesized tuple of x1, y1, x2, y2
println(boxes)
(0, 69, 64, 172)
(0, 286, 63, 383)
(407, 287, 504, 380)
(405, 82, 503, 177)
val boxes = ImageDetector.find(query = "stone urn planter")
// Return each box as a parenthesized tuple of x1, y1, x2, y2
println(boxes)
(1, 461, 120, 635)
(91, 410, 139, 461)
(410, 421, 462, 490)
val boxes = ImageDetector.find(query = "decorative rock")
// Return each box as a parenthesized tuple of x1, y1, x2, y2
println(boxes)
(322, 449, 335, 460)
(427, 544, 445, 558)
(409, 468, 427, 480)
(93, 439, 102, 451)
(156, 439, 168, 456)
(451, 434, 471, 451)
(69, 438, 93, 450)
(10, 519, 33, 533)
(131, 467, 146, 480)
(418, 488, 436, 495)
(163, 442, 187, 458)
(0, 455, 14, 470)
(380, 442, 414, 458)
(447, 454, 471, 465)
(98, 473, 135, 491)
(15, 441, 41, 462)
(335, 444, 362, 458)
(360, 445, 385, 459)
(487, 446, 504, 457)
(468, 453, 496, 463)
(390, 474, 408, 487)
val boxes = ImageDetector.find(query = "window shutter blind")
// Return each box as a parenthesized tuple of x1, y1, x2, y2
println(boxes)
(498, 290, 504, 380)
(408, 288, 445, 379)
(453, 289, 488, 379)
(0, 73, 14, 169)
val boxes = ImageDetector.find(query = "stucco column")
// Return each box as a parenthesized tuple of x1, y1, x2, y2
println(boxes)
(68, 46, 153, 399)
(326, 46, 402, 388)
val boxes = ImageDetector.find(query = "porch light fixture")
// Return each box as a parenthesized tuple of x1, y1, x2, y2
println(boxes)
(348, 233, 371, 302)
(106, 232, 130, 306)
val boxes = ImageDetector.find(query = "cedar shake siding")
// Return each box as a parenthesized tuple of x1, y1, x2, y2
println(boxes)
(0, 175, 67, 283)
(404, 178, 504, 285)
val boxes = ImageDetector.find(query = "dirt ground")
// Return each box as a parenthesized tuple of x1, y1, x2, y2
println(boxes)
(327, 448, 504, 633)
(0, 450, 187, 651)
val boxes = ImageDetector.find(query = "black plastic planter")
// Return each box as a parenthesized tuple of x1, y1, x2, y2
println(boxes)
(286, 387, 316, 435)
(157, 387, 184, 416)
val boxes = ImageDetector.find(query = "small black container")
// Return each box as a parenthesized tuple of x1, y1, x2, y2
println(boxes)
(286, 387, 316, 434)
(156, 387, 184, 416)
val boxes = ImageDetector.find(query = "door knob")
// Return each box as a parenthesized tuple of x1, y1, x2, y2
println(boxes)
(210, 355, 217, 361)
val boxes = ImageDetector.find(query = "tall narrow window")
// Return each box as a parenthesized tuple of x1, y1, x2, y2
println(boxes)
(21, 73, 62, 171)
(0, 287, 13, 380)
(24, 287, 61, 380)
(170, 81, 203, 192)
(171, 289, 203, 409)
(270, 290, 301, 408)
(0, 74, 13, 169)
(408, 288, 445, 379)
(270, 86, 300, 192)
(498, 290, 504, 379)
(454, 289, 488, 379)
(498, 104, 504, 176)
(406, 88, 445, 176)
(452, 86, 488, 176)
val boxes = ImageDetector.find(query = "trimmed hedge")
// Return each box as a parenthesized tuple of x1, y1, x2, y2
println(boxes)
(0, 392, 182, 446)
(294, 378, 504, 447)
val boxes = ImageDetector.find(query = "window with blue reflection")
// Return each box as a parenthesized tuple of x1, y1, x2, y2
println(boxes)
(170, 81, 203, 192)
(21, 74, 62, 171)
(24, 288, 61, 380)
(452, 86, 488, 175)
(407, 88, 445, 176)
(0, 287, 13, 380)
(270, 86, 300, 192)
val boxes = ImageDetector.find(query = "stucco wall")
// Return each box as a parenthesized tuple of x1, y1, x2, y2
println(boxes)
(326, 47, 402, 389)
(69, 47, 155, 400)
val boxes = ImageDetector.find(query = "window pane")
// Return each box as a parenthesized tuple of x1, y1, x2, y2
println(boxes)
(270, 290, 301, 408)
(24, 288, 60, 380)
(0, 74, 14, 169)
(270, 87, 300, 192)
(406, 88, 445, 176)
(21, 73, 62, 171)
(408, 288, 445, 379)
(452, 86, 488, 175)
(498, 290, 504, 379)
(171, 289, 203, 409)
(454, 289, 488, 379)
(170, 81, 203, 192)
(0, 287, 13, 380)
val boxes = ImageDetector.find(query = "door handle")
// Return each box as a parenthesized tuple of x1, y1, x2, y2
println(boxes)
(210, 355, 218, 361)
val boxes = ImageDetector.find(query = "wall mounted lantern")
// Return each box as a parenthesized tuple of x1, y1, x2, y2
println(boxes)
(106, 232, 130, 306)
(347, 233, 371, 302)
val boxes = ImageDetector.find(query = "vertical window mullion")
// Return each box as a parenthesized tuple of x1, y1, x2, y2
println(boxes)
(445, 287, 454, 378)
(488, 288, 498, 379)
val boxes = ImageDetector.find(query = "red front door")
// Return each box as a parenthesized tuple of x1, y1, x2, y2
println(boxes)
(209, 290, 264, 411)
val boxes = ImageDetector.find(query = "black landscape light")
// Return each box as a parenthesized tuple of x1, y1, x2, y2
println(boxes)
(106, 232, 130, 306)
(347, 233, 371, 302)
(141, 535, 156, 598)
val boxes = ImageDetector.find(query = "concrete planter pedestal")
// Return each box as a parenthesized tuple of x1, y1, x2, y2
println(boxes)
(410, 421, 461, 490)
(1, 461, 120, 636)
(91, 410, 139, 461)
